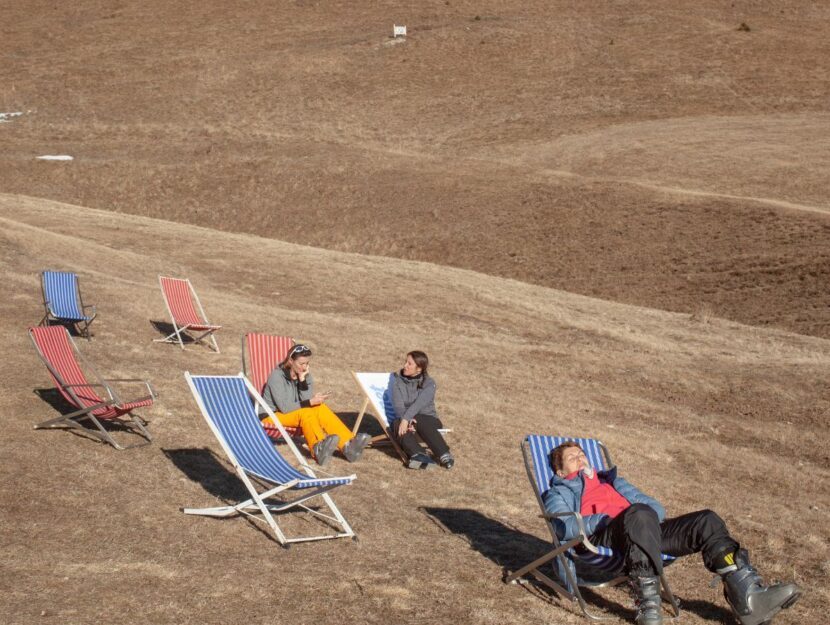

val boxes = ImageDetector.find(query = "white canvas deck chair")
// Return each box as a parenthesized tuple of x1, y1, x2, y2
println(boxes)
(183, 373, 356, 546)
(241, 332, 299, 440)
(154, 276, 221, 352)
(40, 270, 97, 340)
(351, 372, 452, 463)
(505, 435, 680, 621)
(29, 325, 155, 450)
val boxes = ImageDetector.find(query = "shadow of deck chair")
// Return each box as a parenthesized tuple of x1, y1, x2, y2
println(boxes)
(29, 325, 155, 450)
(183, 373, 357, 546)
(153, 276, 221, 352)
(39, 270, 97, 340)
(351, 372, 452, 464)
(505, 435, 680, 621)
(241, 332, 300, 441)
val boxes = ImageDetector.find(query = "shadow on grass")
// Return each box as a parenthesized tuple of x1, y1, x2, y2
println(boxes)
(150, 319, 196, 344)
(420, 507, 634, 619)
(42, 318, 90, 339)
(163, 447, 249, 501)
(420, 507, 735, 622)
(337, 410, 402, 463)
(32, 388, 137, 444)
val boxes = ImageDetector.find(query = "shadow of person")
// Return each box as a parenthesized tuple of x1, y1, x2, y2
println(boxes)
(420, 506, 633, 619)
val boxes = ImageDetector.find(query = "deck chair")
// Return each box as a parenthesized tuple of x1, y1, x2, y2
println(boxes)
(241, 332, 299, 440)
(504, 435, 680, 621)
(29, 325, 155, 450)
(183, 373, 356, 546)
(351, 372, 452, 463)
(154, 276, 221, 352)
(39, 270, 97, 340)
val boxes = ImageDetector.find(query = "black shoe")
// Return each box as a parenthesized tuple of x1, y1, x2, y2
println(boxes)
(723, 550, 802, 625)
(439, 452, 454, 469)
(406, 452, 435, 469)
(312, 434, 339, 467)
(631, 576, 663, 625)
(343, 433, 371, 462)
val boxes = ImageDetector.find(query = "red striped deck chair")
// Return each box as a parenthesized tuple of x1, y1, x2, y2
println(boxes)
(242, 332, 298, 441)
(154, 276, 221, 352)
(29, 325, 155, 450)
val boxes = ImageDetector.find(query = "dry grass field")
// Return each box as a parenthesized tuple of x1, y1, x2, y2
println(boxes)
(1, 1, 829, 624)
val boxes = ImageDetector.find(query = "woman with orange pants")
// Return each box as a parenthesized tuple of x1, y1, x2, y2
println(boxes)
(262, 343, 370, 466)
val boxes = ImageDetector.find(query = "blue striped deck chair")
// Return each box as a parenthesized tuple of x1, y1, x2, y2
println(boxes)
(505, 435, 680, 620)
(183, 373, 356, 546)
(40, 271, 97, 340)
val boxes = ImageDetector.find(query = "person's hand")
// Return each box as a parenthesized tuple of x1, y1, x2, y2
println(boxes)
(397, 419, 410, 438)
(310, 392, 331, 406)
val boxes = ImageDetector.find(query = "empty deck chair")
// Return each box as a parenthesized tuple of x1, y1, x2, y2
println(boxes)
(242, 332, 298, 440)
(504, 435, 680, 620)
(183, 373, 356, 546)
(29, 325, 154, 450)
(40, 270, 97, 339)
(154, 276, 221, 352)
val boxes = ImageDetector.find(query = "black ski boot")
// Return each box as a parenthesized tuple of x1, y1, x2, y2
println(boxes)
(631, 576, 663, 625)
(722, 549, 801, 625)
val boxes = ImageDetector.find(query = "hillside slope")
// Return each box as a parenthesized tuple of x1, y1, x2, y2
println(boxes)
(2, 1, 829, 337)
(1, 194, 827, 625)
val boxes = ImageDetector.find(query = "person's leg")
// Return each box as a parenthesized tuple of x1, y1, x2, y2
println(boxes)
(592, 504, 664, 625)
(658, 509, 738, 568)
(412, 414, 450, 458)
(309, 403, 354, 449)
(660, 509, 800, 625)
(592, 503, 663, 576)
(265, 409, 323, 451)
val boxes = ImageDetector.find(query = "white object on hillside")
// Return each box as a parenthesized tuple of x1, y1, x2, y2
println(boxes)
(0, 112, 24, 123)
(393, 24, 406, 38)
(36, 155, 74, 161)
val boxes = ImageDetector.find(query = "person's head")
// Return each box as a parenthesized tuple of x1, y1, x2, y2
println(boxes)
(402, 350, 429, 386)
(550, 441, 591, 478)
(281, 343, 312, 378)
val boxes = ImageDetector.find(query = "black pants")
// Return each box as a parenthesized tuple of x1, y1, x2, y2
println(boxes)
(396, 413, 450, 459)
(590, 503, 738, 576)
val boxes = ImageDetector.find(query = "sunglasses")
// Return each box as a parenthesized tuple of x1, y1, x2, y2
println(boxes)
(289, 344, 312, 358)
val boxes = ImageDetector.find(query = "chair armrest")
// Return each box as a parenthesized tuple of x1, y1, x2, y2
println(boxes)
(542, 511, 600, 554)
(103, 379, 157, 399)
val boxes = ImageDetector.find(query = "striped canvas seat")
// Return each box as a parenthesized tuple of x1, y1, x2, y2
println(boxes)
(29, 325, 154, 449)
(505, 435, 680, 620)
(242, 333, 297, 440)
(183, 374, 356, 546)
(154, 276, 221, 352)
(40, 271, 96, 339)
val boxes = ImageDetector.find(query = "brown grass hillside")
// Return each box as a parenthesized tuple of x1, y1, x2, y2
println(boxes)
(1, 195, 827, 625)
(2, 1, 829, 338)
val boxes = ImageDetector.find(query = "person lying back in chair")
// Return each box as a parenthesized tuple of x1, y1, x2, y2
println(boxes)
(543, 441, 801, 625)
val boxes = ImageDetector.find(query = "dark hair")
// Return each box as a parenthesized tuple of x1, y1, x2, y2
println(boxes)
(281, 343, 312, 368)
(550, 441, 582, 474)
(407, 350, 429, 389)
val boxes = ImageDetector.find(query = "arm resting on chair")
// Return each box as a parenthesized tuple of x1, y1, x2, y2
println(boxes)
(543, 511, 601, 554)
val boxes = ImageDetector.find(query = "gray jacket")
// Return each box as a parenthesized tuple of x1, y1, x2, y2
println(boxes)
(262, 367, 314, 413)
(390, 372, 437, 423)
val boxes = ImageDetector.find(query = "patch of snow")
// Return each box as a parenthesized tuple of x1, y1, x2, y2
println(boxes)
(36, 155, 74, 161)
